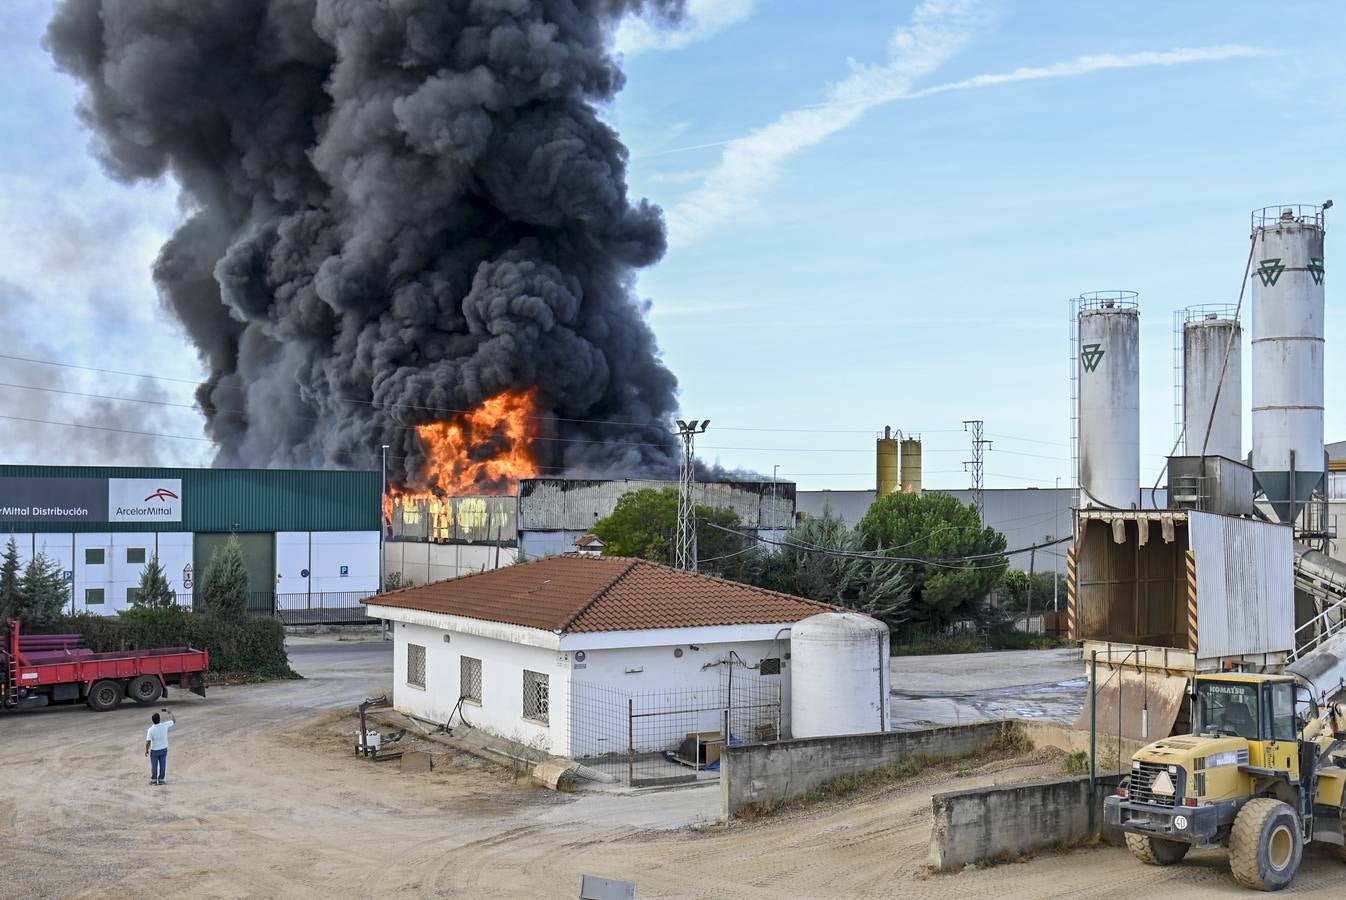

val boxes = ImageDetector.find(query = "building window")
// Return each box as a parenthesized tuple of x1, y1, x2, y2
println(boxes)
(85, 588, 104, 605)
(126, 548, 146, 565)
(461, 655, 482, 703)
(759, 657, 782, 676)
(406, 644, 426, 689)
(127, 588, 140, 606)
(85, 548, 105, 565)
(523, 670, 549, 724)
(1330, 472, 1346, 501)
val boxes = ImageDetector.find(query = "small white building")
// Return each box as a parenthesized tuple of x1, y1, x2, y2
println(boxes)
(363, 554, 837, 758)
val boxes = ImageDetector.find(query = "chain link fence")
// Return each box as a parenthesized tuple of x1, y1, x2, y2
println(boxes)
(568, 664, 782, 787)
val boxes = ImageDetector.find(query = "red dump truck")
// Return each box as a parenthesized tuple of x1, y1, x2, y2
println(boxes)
(1, 619, 209, 713)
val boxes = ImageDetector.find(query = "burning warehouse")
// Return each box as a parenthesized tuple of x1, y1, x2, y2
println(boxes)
(47, 1, 693, 507)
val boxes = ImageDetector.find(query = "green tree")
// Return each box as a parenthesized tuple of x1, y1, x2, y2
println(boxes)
(591, 487, 748, 572)
(0, 535, 21, 622)
(751, 507, 910, 630)
(18, 552, 69, 625)
(131, 554, 178, 610)
(996, 569, 1063, 616)
(199, 536, 249, 618)
(859, 492, 1008, 635)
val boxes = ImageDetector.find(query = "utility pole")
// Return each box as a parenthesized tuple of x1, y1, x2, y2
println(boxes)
(1027, 543, 1036, 634)
(380, 444, 390, 642)
(772, 464, 779, 535)
(962, 419, 992, 523)
(1054, 476, 1061, 613)
(675, 419, 709, 571)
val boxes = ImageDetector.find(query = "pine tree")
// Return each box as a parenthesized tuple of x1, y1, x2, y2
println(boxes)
(131, 555, 178, 610)
(0, 535, 21, 622)
(18, 552, 69, 625)
(200, 536, 249, 618)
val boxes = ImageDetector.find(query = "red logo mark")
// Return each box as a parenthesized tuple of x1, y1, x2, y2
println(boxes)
(143, 488, 179, 502)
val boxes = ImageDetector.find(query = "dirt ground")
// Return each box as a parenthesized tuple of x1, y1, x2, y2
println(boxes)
(3, 638, 1345, 898)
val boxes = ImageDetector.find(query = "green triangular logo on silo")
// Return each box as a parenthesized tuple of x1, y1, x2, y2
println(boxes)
(1081, 343, 1105, 373)
(1308, 257, 1325, 285)
(1256, 258, 1286, 287)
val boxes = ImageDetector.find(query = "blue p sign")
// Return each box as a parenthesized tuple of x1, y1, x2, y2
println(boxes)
(339, 565, 349, 577)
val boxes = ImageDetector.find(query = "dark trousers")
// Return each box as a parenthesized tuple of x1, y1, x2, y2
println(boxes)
(150, 748, 168, 781)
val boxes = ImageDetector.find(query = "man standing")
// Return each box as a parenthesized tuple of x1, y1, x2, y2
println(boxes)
(144, 708, 175, 785)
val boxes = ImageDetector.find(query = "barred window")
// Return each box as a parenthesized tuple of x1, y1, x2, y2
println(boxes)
(460, 655, 482, 703)
(523, 670, 549, 724)
(406, 643, 426, 689)
(759, 657, 782, 676)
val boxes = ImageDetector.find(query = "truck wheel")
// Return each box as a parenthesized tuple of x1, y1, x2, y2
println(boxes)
(86, 680, 123, 712)
(1229, 798, 1302, 891)
(1125, 833, 1190, 865)
(128, 676, 162, 705)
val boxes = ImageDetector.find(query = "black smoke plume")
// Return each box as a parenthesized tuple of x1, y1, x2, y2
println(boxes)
(46, 0, 685, 487)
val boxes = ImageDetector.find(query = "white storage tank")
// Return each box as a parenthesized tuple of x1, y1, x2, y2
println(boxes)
(1077, 292, 1141, 509)
(1250, 204, 1327, 523)
(790, 611, 890, 738)
(1182, 306, 1242, 461)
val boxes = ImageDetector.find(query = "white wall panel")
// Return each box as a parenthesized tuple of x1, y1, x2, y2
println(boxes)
(275, 532, 311, 596)
(311, 531, 379, 593)
(73, 533, 112, 614)
(111, 534, 155, 611)
(155, 533, 194, 596)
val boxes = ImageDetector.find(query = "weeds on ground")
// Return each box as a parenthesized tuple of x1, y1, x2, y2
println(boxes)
(1062, 750, 1089, 776)
(989, 722, 1033, 757)
(890, 631, 1068, 656)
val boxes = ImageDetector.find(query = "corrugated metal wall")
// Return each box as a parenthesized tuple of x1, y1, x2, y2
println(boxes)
(388, 495, 517, 544)
(517, 478, 795, 531)
(0, 466, 379, 533)
(1189, 511, 1294, 658)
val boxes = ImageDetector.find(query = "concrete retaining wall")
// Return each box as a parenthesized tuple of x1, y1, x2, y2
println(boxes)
(721, 721, 1016, 819)
(928, 775, 1122, 871)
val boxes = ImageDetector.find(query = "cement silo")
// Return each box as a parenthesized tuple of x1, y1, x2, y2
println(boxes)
(1250, 205, 1326, 523)
(876, 427, 900, 497)
(1182, 306, 1242, 461)
(900, 437, 922, 493)
(1077, 292, 1140, 509)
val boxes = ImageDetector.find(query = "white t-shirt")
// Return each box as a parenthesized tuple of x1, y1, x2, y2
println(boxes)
(146, 720, 174, 751)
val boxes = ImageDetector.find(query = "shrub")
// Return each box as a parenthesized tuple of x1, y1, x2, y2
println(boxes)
(46, 608, 297, 682)
(199, 536, 249, 619)
(1063, 750, 1090, 776)
(131, 555, 177, 610)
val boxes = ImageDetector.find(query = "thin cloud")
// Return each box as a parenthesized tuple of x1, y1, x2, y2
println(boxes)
(666, 0, 985, 246)
(911, 44, 1275, 98)
(665, 6, 1273, 247)
(617, 0, 757, 56)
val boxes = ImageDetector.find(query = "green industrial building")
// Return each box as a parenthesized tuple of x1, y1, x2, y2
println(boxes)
(0, 465, 380, 618)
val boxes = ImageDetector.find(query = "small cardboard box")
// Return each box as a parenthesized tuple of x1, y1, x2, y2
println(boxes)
(683, 731, 723, 766)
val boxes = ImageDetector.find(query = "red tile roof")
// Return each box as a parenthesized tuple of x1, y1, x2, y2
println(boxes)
(363, 554, 835, 634)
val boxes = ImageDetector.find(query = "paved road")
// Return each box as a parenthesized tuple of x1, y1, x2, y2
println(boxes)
(890, 648, 1086, 728)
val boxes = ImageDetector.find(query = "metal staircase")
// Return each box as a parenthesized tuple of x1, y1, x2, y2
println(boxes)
(1289, 544, 1346, 662)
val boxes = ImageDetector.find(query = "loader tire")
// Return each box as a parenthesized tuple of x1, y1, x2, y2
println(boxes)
(1229, 798, 1302, 891)
(1125, 833, 1190, 866)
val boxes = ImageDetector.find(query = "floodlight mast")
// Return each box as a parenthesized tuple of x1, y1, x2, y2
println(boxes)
(674, 419, 709, 570)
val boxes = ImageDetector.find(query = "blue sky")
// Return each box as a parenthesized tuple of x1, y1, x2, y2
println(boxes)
(1, 0, 1343, 491)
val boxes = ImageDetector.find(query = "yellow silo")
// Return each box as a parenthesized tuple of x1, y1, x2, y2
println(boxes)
(877, 426, 900, 496)
(900, 437, 922, 493)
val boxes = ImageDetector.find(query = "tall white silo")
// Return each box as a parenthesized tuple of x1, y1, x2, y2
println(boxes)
(1077, 292, 1140, 509)
(1182, 306, 1242, 461)
(1250, 205, 1326, 523)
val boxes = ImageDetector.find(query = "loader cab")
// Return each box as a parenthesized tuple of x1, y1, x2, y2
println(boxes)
(1193, 674, 1298, 744)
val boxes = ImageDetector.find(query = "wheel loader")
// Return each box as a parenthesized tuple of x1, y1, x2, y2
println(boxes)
(1105, 670, 1346, 891)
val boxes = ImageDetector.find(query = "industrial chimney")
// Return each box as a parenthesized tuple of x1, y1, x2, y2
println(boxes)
(1250, 204, 1327, 523)
(1076, 292, 1140, 509)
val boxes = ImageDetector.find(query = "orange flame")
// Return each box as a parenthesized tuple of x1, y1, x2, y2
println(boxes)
(384, 388, 543, 528)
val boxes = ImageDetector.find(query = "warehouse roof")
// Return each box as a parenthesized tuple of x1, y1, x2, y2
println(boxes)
(363, 554, 834, 634)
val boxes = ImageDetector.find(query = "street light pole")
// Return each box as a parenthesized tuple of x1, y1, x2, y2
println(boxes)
(1054, 476, 1061, 612)
(379, 444, 389, 592)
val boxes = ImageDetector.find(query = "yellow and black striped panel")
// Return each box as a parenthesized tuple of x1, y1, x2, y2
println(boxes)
(1185, 549, 1198, 653)
(1066, 546, 1078, 640)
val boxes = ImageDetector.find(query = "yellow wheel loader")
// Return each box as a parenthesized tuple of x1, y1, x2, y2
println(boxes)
(1105, 671, 1346, 891)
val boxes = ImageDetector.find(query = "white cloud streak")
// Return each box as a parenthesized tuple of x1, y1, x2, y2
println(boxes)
(616, 0, 758, 56)
(664, 5, 1272, 247)
(666, 0, 985, 245)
